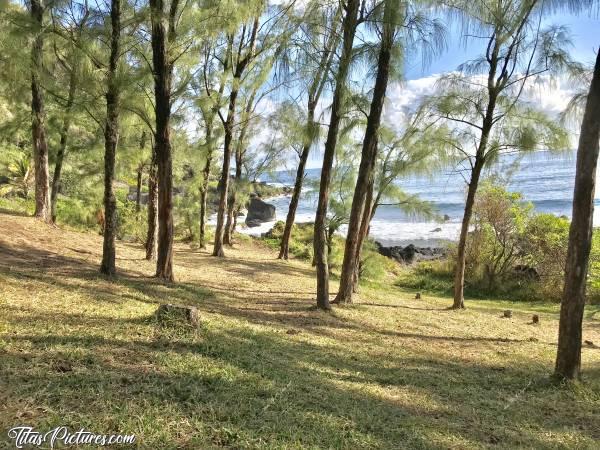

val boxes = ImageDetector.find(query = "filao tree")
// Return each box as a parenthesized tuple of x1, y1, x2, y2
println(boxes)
(334, 0, 401, 304)
(428, 0, 578, 309)
(555, 48, 600, 380)
(100, 0, 123, 276)
(278, 1, 341, 260)
(313, 0, 361, 310)
(29, 0, 51, 222)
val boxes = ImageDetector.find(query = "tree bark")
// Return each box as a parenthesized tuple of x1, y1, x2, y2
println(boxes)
(150, 0, 178, 280)
(335, 6, 393, 304)
(351, 181, 374, 293)
(50, 68, 77, 224)
(213, 18, 259, 257)
(213, 89, 238, 256)
(146, 142, 158, 260)
(279, 106, 315, 260)
(100, 0, 121, 277)
(224, 117, 247, 246)
(452, 156, 485, 308)
(554, 49, 600, 380)
(135, 166, 142, 212)
(313, 0, 360, 310)
(279, 12, 339, 260)
(199, 118, 214, 249)
(30, 0, 50, 222)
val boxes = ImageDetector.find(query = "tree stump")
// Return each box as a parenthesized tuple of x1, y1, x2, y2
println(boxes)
(415, 292, 421, 300)
(503, 310, 512, 318)
(156, 304, 199, 326)
(532, 314, 539, 324)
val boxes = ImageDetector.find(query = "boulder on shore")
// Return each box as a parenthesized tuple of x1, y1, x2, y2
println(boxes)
(245, 197, 275, 226)
(375, 242, 447, 265)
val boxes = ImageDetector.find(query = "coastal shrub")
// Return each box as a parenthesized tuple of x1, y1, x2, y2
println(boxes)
(396, 184, 586, 302)
(466, 184, 531, 291)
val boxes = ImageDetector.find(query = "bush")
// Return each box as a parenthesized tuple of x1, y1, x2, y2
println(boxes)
(396, 184, 583, 302)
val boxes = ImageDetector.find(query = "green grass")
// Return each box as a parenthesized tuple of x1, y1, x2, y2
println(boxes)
(0, 210, 599, 449)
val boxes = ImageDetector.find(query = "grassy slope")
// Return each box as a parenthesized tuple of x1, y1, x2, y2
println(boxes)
(0, 210, 599, 449)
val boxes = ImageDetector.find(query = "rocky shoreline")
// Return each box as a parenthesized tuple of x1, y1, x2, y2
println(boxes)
(375, 242, 448, 265)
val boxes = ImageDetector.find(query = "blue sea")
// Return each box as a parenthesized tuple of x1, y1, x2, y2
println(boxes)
(233, 150, 596, 246)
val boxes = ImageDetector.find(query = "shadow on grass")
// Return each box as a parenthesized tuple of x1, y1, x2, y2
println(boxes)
(2, 322, 599, 448)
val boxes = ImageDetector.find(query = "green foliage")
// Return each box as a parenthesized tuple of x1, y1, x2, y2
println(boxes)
(262, 221, 393, 283)
(587, 231, 600, 304)
(397, 184, 590, 303)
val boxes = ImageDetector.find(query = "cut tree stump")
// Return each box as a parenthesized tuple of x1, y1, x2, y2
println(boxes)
(503, 310, 512, 318)
(415, 292, 421, 300)
(156, 304, 199, 326)
(532, 314, 539, 324)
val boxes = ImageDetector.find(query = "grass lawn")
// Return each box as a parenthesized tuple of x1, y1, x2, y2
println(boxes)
(0, 210, 599, 449)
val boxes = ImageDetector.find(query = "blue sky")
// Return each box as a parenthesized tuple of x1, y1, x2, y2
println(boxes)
(405, 12, 599, 80)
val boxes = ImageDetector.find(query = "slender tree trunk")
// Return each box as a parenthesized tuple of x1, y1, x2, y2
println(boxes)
(150, 0, 178, 281)
(279, 107, 315, 260)
(554, 49, 600, 380)
(30, 0, 50, 222)
(199, 118, 214, 249)
(146, 142, 158, 260)
(213, 18, 258, 257)
(50, 70, 77, 224)
(213, 89, 238, 256)
(452, 157, 485, 308)
(224, 138, 243, 246)
(352, 181, 374, 293)
(335, 10, 393, 304)
(135, 166, 142, 212)
(313, 0, 360, 310)
(100, 0, 121, 276)
(280, 11, 340, 261)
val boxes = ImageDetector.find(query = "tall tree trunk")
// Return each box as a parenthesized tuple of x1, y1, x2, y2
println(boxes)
(224, 117, 247, 246)
(146, 142, 158, 260)
(335, 5, 394, 304)
(213, 17, 259, 257)
(279, 11, 340, 261)
(279, 106, 315, 260)
(452, 55, 499, 308)
(351, 181, 374, 293)
(213, 89, 238, 256)
(30, 0, 50, 222)
(100, 0, 121, 276)
(452, 157, 485, 308)
(135, 166, 142, 212)
(554, 49, 600, 380)
(150, 0, 178, 280)
(199, 118, 214, 249)
(50, 69, 77, 224)
(313, 0, 360, 310)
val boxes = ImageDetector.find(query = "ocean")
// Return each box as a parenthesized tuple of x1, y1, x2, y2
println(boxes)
(228, 150, 597, 247)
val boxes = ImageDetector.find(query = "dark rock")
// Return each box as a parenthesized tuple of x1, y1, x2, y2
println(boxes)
(245, 197, 275, 225)
(513, 265, 540, 280)
(375, 242, 447, 265)
(532, 314, 539, 324)
(503, 310, 512, 318)
(415, 292, 422, 300)
(443, 214, 450, 222)
(246, 219, 263, 228)
(126, 192, 149, 205)
(0, 175, 10, 185)
(430, 227, 442, 233)
(156, 304, 199, 326)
